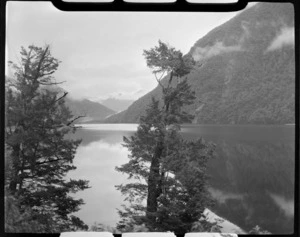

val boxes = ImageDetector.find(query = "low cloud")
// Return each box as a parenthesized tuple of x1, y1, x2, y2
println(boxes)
(192, 41, 242, 61)
(208, 187, 243, 204)
(266, 26, 294, 51)
(269, 193, 294, 217)
(88, 88, 147, 102)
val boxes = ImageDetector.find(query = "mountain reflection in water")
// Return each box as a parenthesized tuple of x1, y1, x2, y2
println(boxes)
(67, 124, 294, 234)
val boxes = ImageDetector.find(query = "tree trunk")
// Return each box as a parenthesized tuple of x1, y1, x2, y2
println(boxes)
(8, 144, 21, 195)
(146, 70, 174, 224)
(8, 167, 19, 194)
(9, 180, 17, 194)
(146, 142, 163, 223)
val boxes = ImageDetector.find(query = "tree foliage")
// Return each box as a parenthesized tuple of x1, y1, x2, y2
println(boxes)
(249, 225, 271, 234)
(5, 45, 89, 232)
(115, 41, 215, 234)
(89, 222, 118, 233)
(5, 193, 50, 233)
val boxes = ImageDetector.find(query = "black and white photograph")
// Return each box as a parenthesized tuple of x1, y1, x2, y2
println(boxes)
(4, 1, 296, 235)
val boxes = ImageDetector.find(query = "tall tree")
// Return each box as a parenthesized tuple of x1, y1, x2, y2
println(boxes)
(116, 41, 215, 234)
(5, 45, 89, 232)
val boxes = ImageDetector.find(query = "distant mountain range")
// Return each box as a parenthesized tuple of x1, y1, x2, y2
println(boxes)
(64, 97, 135, 123)
(100, 98, 134, 112)
(5, 76, 134, 123)
(106, 3, 295, 125)
(64, 97, 116, 123)
(38, 85, 118, 123)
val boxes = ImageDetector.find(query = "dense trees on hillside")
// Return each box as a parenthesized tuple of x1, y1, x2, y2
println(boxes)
(115, 41, 215, 234)
(5, 45, 89, 232)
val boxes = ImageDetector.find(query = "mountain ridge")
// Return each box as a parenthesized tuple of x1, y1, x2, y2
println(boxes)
(105, 2, 295, 125)
(5, 77, 116, 123)
(64, 97, 116, 123)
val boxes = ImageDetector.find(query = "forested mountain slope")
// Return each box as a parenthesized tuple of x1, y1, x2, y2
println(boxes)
(64, 98, 116, 123)
(106, 2, 295, 124)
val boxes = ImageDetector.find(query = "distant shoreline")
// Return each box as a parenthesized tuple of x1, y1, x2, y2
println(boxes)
(75, 122, 296, 126)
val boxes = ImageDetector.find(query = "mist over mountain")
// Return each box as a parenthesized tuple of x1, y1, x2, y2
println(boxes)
(101, 98, 134, 112)
(106, 3, 295, 124)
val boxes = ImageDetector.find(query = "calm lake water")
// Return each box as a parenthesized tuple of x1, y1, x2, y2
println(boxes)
(67, 124, 295, 234)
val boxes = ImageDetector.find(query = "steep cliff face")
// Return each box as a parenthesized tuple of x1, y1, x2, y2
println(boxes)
(106, 2, 295, 124)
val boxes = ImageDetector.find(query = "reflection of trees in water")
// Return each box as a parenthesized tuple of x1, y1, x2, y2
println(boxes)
(206, 140, 294, 234)
(68, 127, 294, 233)
(213, 192, 294, 234)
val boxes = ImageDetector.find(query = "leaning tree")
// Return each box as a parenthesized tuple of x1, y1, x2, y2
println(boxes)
(5, 45, 89, 232)
(115, 41, 215, 234)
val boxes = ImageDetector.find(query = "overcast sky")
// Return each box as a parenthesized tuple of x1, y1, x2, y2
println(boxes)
(6, 1, 254, 102)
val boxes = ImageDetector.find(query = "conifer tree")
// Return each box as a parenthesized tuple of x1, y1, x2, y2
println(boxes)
(5, 45, 89, 232)
(116, 41, 215, 234)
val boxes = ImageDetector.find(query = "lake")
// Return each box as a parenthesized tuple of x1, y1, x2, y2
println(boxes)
(67, 124, 295, 234)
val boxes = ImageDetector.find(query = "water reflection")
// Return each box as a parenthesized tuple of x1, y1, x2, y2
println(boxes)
(66, 138, 131, 227)
(80, 123, 138, 132)
(67, 124, 294, 234)
(71, 125, 136, 146)
(205, 139, 294, 234)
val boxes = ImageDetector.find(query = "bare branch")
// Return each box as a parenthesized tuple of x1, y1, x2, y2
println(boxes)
(155, 70, 166, 81)
(54, 91, 68, 103)
(73, 125, 83, 129)
(67, 115, 86, 126)
(154, 71, 167, 89)
(39, 80, 66, 86)
(35, 158, 66, 166)
(155, 75, 165, 89)
(39, 71, 56, 77)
